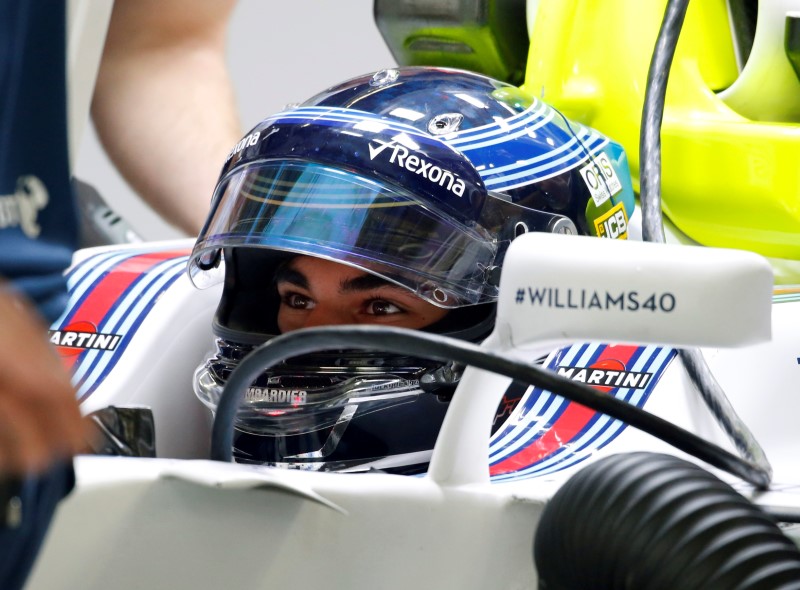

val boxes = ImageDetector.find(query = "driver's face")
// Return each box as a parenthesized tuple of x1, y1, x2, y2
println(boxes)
(276, 255, 449, 333)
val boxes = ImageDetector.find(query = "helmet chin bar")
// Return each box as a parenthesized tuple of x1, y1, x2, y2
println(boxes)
(280, 405, 357, 461)
(211, 325, 771, 489)
(246, 451, 435, 474)
(195, 337, 454, 472)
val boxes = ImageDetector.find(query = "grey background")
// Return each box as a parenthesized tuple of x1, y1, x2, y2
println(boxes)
(74, 0, 396, 241)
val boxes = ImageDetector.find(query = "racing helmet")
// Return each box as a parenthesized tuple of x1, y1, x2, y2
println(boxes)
(190, 66, 635, 474)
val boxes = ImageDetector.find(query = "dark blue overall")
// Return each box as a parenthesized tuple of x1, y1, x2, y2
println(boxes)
(1, 1, 79, 588)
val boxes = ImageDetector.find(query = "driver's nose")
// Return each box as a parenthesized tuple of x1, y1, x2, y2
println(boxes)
(300, 305, 354, 329)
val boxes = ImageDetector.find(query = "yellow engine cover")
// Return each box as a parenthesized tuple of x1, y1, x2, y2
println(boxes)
(523, 0, 800, 263)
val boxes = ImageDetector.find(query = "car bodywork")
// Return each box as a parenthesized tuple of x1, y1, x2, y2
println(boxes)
(25, 232, 800, 589)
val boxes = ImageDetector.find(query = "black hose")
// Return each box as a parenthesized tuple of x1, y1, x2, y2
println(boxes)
(534, 452, 800, 589)
(638, 0, 772, 478)
(211, 325, 770, 488)
(639, 0, 688, 243)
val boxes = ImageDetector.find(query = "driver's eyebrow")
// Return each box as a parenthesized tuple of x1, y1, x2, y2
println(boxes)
(275, 264, 395, 294)
(339, 272, 395, 293)
(274, 266, 309, 290)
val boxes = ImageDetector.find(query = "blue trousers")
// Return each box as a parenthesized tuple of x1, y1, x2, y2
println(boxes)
(0, 463, 75, 590)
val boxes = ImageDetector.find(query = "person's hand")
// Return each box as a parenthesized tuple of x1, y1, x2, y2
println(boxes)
(0, 288, 88, 475)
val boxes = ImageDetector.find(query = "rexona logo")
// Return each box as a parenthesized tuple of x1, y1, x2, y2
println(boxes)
(368, 139, 466, 197)
(49, 321, 122, 357)
(225, 131, 260, 161)
(557, 359, 652, 392)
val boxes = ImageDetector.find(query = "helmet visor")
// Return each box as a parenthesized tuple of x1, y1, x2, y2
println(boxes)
(190, 161, 498, 307)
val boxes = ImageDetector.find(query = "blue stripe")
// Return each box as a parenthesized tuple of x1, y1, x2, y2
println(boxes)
(490, 347, 677, 482)
(491, 350, 655, 480)
(77, 262, 187, 400)
(490, 345, 657, 477)
(488, 343, 595, 459)
(444, 101, 550, 146)
(516, 347, 660, 478)
(519, 347, 675, 479)
(73, 257, 188, 399)
(55, 250, 152, 327)
(486, 344, 581, 455)
(269, 106, 425, 136)
(482, 136, 609, 190)
(488, 343, 602, 463)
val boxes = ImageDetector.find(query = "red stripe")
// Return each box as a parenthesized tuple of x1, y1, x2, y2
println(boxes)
(59, 250, 188, 370)
(489, 344, 639, 476)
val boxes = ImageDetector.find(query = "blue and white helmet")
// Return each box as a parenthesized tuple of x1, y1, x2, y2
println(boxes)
(190, 66, 635, 312)
(189, 67, 635, 473)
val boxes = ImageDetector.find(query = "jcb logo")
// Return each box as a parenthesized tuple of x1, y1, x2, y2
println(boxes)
(594, 202, 628, 239)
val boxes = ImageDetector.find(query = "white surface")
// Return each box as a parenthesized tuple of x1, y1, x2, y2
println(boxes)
(26, 236, 800, 589)
(74, 246, 221, 459)
(74, 0, 397, 241)
(66, 0, 113, 168)
(718, 0, 800, 121)
(27, 456, 543, 590)
(495, 233, 774, 348)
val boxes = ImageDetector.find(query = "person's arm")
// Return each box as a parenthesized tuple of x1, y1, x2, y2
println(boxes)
(0, 288, 87, 476)
(91, 0, 242, 236)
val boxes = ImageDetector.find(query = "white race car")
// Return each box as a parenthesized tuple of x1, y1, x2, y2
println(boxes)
(26, 0, 800, 586)
(25, 230, 800, 589)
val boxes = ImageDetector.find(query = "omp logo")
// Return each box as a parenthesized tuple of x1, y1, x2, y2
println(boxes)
(49, 321, 121, 357)
(0, 175, 49, 238)
(368, 139, 466, 197)
(244, 387, 307, 405)
(557, 359, 652, 391)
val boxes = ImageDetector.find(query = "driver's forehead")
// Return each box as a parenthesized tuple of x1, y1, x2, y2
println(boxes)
(285, 255, 362, 279)
(278, 255, 393, 293)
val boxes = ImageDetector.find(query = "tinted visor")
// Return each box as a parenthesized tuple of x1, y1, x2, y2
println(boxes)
(190, 161, 498, 307)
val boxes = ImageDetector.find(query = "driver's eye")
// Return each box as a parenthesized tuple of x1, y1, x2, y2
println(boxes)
(365, 300, 402, 316)
(282, 292, 314, 310)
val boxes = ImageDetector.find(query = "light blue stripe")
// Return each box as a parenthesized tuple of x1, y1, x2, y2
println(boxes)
(271, 107, 424, 135)
(73, 258, 187, 395)
(488, 344, 588, 455)
(66, 249, 149, 293)
(476, 123, 599, 179)
(527, 414, 626, 478)
(73, 257, 184, 389)
(520, 347, 664, 477)
(479, 134, 581, 176)
(574, 342, 602, 367)
(445, 102, 549, 147)
(482, 130, 605, 182)
(54, 249, 154, 327)
(448, 109, 555, 152)
(488, 343, 601, 460)
(444, 100, 543, 141)
(492, 346, 674, 481)
(488, 387, 547, 461)
(75, 259, 186, 396)
(103, 258, 188, 333)
(487, 348, 593, 462)
(484, 137, 610, 189)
